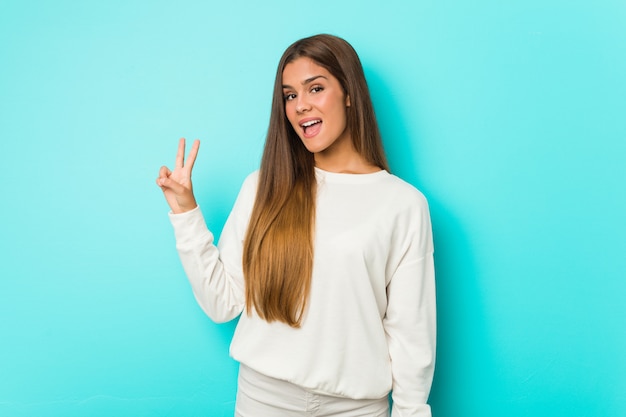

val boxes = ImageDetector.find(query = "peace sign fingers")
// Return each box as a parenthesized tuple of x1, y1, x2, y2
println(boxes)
(175, 138, 200, 172)
(157, 138, 201, 214)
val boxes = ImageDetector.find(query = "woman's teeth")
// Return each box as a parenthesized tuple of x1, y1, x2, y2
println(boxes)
(302, 120, 321, 127)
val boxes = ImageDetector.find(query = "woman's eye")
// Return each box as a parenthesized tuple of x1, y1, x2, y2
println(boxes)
(284, 93, 296, 101)
(311, 86, 323, 93)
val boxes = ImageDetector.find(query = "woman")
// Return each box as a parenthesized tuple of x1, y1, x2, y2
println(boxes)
(157, 34, 436, 417)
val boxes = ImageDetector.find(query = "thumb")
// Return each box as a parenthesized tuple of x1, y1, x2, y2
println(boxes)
(156, 166, 171, 188)
(157, 176, 186, 194)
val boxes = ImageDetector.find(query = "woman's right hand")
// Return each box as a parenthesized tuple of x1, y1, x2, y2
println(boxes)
(156, 138, 200, 214)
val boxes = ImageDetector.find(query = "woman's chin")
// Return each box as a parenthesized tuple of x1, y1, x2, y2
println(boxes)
(299, 138, 325, 154)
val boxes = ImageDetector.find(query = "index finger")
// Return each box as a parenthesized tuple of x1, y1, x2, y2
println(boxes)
(175, 138, 186, 168)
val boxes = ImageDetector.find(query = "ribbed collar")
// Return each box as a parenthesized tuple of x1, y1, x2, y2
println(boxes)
(314, 166, 390, 184)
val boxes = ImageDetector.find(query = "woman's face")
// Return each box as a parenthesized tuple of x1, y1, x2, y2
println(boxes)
(282, 57, 351, 156)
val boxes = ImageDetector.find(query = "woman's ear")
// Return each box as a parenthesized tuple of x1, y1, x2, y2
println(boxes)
(346, 95, 351, 107)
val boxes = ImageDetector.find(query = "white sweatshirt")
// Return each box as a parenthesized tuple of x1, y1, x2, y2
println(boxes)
(169, 167, 436, 417)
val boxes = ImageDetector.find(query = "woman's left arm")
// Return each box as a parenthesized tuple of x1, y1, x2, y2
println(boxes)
(383, 198, 436, 417)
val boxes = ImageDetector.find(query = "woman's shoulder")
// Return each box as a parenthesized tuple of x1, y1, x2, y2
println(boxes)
(243, 169, 260, 183)
(238, 170, 260, 193)
(382, 173, 429, 208)
(230, 170, 260, 210)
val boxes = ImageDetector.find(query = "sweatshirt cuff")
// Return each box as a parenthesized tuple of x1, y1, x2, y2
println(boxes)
(168, 205, 213, 246)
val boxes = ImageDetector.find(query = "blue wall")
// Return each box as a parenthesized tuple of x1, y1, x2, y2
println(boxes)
(1, 1, 624, 416)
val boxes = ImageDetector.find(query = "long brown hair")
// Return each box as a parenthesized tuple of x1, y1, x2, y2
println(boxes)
(242, 34, 389, 327)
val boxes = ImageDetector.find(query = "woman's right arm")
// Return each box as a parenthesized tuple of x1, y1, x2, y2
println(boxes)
(157, 139, 250, 322)
(169, 205, 246, 322)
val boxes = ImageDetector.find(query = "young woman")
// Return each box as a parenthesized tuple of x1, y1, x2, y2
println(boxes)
(157, 34, 436, 417)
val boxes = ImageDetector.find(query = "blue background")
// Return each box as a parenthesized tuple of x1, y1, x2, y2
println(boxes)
(1, 1, 624, 416)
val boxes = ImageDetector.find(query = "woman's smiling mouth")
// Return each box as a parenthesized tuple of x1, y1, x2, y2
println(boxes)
(300, 118, 322, 138)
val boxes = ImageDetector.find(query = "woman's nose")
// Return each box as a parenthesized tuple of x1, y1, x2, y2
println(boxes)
(296, 96, 311, 113)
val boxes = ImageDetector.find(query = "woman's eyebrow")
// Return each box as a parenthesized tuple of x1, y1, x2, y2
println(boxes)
(282, 75, 328, 89)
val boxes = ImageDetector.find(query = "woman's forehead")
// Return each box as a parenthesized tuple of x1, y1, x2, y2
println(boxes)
(282, 58, 334, 86)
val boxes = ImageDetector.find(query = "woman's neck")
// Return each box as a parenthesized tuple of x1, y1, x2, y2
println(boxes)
(313, 137, 381, 174)
(314, 153, 381, 174)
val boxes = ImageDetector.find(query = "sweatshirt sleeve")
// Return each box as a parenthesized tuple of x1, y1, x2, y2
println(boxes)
(168, 173, 257, 323)
(383, 196, 436, 417)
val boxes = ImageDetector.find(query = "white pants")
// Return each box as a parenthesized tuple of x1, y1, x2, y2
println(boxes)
(235, 364, 390, 417)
